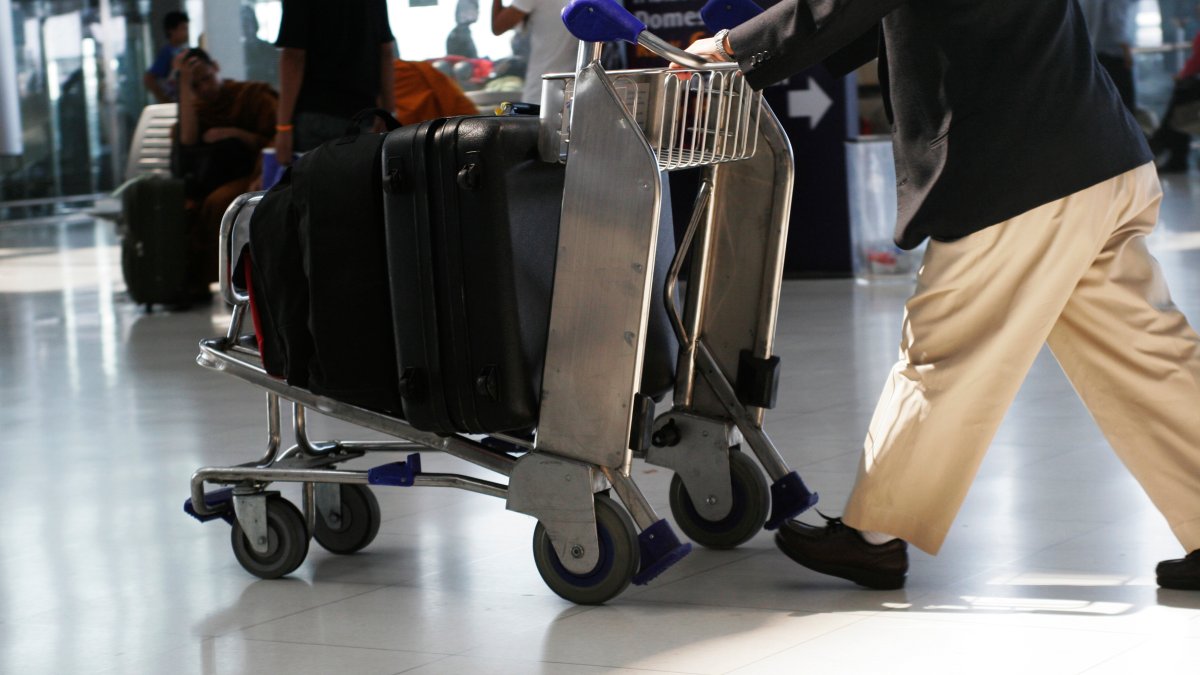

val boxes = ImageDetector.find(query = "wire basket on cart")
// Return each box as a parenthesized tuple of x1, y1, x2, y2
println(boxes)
(541, 64, 763, 171)
(545, 65, 762, 170)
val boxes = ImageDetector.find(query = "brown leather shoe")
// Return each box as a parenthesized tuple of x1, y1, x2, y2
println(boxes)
(774, 514, 908, 590)
(1157, 550, 1200, 590)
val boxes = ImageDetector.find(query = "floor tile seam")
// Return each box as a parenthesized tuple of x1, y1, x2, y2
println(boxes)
(530, 657, 705, 674)
(626, 593, 817, 613)
(1071, 639, 1147, 675)
(954, 513, 1154, 528)
(716, 612, 879, 675)
(975, 466, 1154, 485)
(368, 530, 530, 556)
(770, 394, 866, 420)
(909, 561, 1024, 592)
(50, 635, 218, 675)
(992, 519, 1113, 565)
(215, 582, 391, 637)
(368, 579, 608, 627)
(907, 556, 1173, 603)
(236, 634, 457, 657)
(872, 583, 945, 610)
(631, 546, 801, 589)
(626, 590, 895, 620)
(374, 494, 500, 524)
(634, 548, 771, 594)
(389, 652, 453, 675)
(982, 448, 1117, 470)
(366, 572, 608, 610)
(863, 608, 1176, 639)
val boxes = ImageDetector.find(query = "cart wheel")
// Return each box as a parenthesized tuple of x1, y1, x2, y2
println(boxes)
(313, 484, 381, 555)
(669, 449, 768, 549)
(532, 494, 639, 605)
(230, 495, 309, 579)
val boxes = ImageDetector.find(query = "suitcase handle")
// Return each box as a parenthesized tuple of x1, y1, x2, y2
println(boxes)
(347, 107, 402, 135)
(699, 0, 763, 32)
(561, 0, 710, 69)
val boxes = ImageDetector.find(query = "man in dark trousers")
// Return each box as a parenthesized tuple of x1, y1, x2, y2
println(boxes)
(273, 0, 396, 166)
(685, 0, 1200, 591)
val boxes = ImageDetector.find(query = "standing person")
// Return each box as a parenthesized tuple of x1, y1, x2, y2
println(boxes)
(684, 0, 1200, 591)
(273, 0, 397, 166)
(174, 48, 277, 294)
(143, 11, 190, 104)
(1080, 0, 1139, 114)
(1150, 3, 1200, 172)
(491, 0, 579, 103)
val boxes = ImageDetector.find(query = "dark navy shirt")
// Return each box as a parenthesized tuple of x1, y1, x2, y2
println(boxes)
(731, 0, 1153, 249)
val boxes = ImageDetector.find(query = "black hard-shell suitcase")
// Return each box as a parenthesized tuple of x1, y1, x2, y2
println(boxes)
(120, 174, 191, 307)
(382, 114, 677, 435)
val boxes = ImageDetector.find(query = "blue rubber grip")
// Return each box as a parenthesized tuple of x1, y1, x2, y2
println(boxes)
(765, 471, 819, 530)
(700, 0, 763, 32)
(632, 519, 692, 585)
(561, 0, 646, 44)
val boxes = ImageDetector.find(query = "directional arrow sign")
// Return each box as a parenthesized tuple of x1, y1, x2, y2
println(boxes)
(787, 79, 833, 130)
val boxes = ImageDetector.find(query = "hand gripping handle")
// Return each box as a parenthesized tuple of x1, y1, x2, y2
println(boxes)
(561, 0, 646, 44)
(699, 0, 763, 32)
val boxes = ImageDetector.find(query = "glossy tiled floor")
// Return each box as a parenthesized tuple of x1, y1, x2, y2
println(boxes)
(2, 173, 1200, 675)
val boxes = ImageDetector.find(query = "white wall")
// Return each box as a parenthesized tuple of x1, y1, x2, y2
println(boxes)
(0, 0, 21, 156)
(203, 0, 246, 80)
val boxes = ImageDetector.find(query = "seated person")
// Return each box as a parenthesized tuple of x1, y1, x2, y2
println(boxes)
(172, 48, 277, 292)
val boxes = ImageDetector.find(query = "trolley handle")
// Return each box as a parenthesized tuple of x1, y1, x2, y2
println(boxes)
(699, 0, 763, 32)
(561, 0, 711, 69)
(218, 190, 264, 307)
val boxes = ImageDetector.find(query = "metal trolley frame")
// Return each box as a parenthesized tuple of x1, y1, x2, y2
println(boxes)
(185, 17, 816, 605)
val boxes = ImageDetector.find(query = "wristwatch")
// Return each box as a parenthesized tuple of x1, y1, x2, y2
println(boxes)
(713, 29, 734, 62)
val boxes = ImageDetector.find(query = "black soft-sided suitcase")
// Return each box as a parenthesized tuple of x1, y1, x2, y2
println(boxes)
(243, 167, 313, 386)
(246, 116, 403, 414)
(382, 114, 677, 435)
(294, 129, 402, 413)
(120, 174, 191, 307)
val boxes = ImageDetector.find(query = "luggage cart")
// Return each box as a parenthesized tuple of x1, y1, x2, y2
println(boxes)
(547, 0, 818, 548)
(185, 0, 815, 605)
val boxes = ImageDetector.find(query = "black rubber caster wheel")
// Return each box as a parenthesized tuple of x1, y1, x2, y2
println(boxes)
(668, 448, 769, 550)
(231, 495, 309, 579)
(532, 494, 640, 605)
(313, 484, 381, 555)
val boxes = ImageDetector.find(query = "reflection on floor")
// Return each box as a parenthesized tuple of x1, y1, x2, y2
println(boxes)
(1, 172, 1199, 674)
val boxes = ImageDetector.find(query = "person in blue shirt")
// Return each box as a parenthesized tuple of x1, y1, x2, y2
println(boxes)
(143, 11, 190, 104)
(1080, 0, 1139, 114)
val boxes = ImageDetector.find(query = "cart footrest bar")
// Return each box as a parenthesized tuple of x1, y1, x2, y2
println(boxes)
(632, 519, 692, 585)
(184, 487, 235, 523)
(764, 471, 818, 530)
(367, 453, 423, 486)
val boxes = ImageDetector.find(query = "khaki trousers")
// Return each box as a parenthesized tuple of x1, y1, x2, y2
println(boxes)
(842, 163, 1200, 555)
